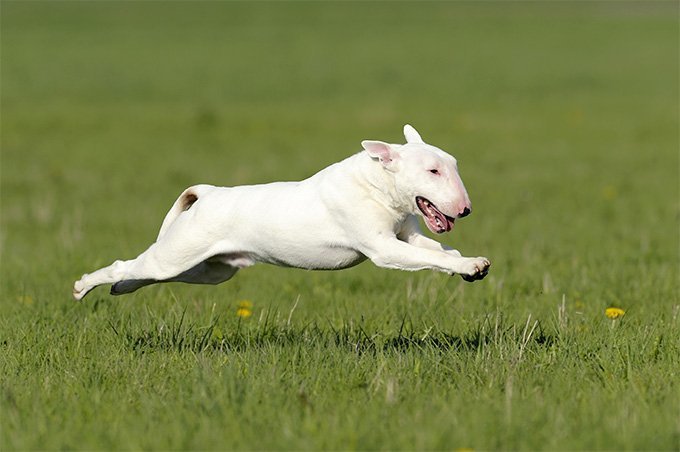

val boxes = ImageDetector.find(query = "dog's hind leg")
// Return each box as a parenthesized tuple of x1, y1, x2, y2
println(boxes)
(74, 258, 143, 300)
(108, 278, 157, 296)
(73, 185, 227, 300)
(109, 255, 242, 296)
(74, 223, 250, 300)
(73, 247, 212, 300)
(168, 255, 242, 285)
(73, 229, 205, 301)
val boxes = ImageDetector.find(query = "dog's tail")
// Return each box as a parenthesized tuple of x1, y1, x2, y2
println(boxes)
(156, 184, 211, 241)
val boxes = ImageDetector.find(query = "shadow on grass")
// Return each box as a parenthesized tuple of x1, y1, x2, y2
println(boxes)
(109, 311, 555, 356)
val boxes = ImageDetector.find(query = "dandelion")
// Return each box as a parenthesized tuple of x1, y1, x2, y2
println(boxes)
(236, 307, 252, 318)
(605, 307, 625, 319)
(236, 300, 253, 319)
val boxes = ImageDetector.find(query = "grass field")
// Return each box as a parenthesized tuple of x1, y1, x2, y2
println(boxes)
(1, 1, 678, 450)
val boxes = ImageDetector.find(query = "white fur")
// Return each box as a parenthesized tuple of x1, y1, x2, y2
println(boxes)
(73, 125, 490, 300)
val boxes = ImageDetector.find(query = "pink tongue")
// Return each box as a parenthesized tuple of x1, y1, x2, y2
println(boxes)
(427, 208, 452, 233)
(417, 197, 454, 234)
(433, 210, 448, 231)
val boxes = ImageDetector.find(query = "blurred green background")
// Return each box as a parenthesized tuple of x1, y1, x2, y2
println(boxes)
(1, 1, 678, 450)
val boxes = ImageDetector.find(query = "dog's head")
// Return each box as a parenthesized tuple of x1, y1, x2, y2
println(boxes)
(362, 124, 471, 234)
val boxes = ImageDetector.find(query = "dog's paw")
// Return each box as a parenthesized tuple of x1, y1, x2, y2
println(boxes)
(73, 277, 90, 301)
(459, 257, 490, 282)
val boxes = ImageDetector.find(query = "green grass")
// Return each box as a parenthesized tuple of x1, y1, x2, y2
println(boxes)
(1, 1, 678, 450)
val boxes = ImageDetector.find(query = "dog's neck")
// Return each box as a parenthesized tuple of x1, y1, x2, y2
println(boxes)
(353, 152, 411, 223)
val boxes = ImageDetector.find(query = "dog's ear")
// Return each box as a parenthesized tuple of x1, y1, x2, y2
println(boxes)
(403, 124, 424, 144)
(362, 140, 398, 168)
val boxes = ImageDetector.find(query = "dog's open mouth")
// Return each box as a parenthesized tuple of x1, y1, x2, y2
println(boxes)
(416, 196, 455, 234)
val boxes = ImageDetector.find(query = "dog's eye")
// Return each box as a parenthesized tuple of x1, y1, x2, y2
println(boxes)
(429, 169, 440, 175)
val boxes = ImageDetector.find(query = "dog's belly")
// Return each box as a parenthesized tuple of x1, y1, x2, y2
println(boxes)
(304, 246, 368, 270)
(256, 244, 367, 271)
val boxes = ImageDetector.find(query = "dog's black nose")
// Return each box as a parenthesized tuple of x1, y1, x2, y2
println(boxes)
(460, 207, 471, 218)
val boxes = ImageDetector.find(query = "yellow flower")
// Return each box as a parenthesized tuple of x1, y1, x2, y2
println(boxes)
(236, 308, 252, 318)
(236, 300, 253, 318)
(605, 307, 625, 319)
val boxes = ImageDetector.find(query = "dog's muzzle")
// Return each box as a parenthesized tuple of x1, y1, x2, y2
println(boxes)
(416, 196, 456, 234)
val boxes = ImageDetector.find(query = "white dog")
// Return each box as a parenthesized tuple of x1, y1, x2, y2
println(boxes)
(73, 125, 490, 300)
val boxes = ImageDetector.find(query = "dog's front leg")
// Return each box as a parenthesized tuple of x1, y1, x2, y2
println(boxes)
(397, 215, 462, 257)
(362, 237, 489, 280)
